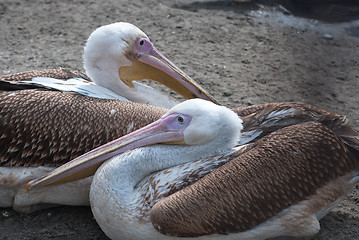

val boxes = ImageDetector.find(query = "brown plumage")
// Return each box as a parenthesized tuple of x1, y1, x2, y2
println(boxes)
(0, 68, 168, 167)
(233, 102, 359, 151)
(0, 68, 89, 83)
(14, 82, 358, 238)
(1, 70, 358, 169)
(0, 68, 90, 92)
(0, 89, 165, 167)
(150, 121, 359, 237)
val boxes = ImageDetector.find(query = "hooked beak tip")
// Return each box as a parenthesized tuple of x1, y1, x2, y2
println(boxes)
(25, 181, 32, 192)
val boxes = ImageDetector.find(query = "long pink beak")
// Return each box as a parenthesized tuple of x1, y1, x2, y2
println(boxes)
(26, 113, 192, 191)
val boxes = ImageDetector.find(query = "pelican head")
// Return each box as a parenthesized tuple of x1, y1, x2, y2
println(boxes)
(26, 99, 242, 190)
(83, 22, 218, 105)
(164, 98, 242, 147)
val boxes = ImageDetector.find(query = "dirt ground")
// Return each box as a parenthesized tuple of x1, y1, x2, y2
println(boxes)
(1, 0, 359, 239)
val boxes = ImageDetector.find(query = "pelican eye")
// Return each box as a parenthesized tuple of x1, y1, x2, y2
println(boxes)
(177, 116, 184, 124)
(136, 38, 153, 54)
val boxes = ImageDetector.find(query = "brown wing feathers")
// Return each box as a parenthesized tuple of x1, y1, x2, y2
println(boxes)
(236, 102, 359, 154)
(0, 68, 90, 83)
(2, 70, 359, 237)
(150, 122, 358, 237)
(0, 68, 166, 167)
(236, 102, 347, 136)
(0, 90, 166, 167)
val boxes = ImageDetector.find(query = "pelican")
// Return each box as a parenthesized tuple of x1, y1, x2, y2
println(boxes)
(1, 22, 217, 108)
(27, 99, 359, 240)
(2, 98, 358, 213)
(0, 22, 218, 212)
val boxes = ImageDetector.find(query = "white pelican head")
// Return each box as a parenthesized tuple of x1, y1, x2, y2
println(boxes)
(163, 98, 242, 147)
(83, 22, 218, 105)
(26, 99, 242, 190)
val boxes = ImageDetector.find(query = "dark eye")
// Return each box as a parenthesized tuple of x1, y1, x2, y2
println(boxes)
(177, 116, 184, 124)
(139, 40, 144, 46)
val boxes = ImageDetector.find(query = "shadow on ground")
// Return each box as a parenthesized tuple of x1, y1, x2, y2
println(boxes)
(173, 0, 359, 23)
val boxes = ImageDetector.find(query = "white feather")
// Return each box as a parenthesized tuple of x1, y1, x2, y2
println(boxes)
(20, 77, 129, 100)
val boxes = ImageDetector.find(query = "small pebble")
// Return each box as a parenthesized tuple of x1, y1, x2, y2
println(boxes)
(322, 34, 334, 40)
(2, 211, 10, 217)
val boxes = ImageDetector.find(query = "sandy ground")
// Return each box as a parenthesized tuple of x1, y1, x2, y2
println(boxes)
(1, 0, 359, 239)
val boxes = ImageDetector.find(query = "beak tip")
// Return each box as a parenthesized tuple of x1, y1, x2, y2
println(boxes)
(25, 181, 32, 192)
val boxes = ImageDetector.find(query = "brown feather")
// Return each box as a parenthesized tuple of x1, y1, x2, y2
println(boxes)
(236, 102, 348, 137)
(2, 70, 359, 223)
(237, 102, 359, 155)
(0, 68, 90, 83)
(236, 102, 359, 152)
(150, 121, 359, 237)
(0, 89, 166, 167)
